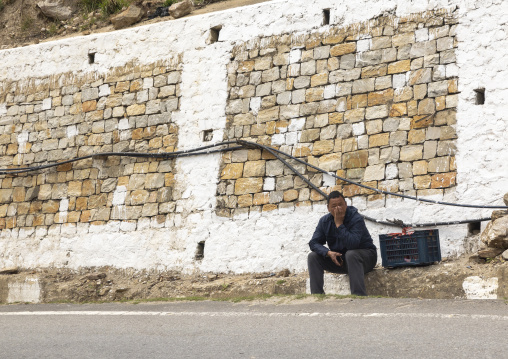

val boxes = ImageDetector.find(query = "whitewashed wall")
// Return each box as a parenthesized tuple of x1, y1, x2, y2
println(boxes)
(0, 0, 506, 273)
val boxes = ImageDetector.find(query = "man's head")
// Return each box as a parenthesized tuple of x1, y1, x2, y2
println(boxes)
(327, 190, 347, 214)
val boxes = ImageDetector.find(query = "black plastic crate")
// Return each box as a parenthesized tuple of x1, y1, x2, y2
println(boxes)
(379, 229, 441, 268)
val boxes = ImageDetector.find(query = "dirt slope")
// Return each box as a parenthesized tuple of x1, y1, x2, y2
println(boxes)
(0, 0, 269, 50)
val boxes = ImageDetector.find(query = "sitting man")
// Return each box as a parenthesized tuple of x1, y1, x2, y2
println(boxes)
(308, 191, 377, 296)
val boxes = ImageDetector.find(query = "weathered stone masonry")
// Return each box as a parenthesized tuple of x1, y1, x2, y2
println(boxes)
(218, 9, 459, 216)
(0, 58, 182, 234)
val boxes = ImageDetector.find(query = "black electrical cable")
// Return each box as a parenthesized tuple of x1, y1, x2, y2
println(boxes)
(235, 140, 503, 227)
(0, 138, 504, 228)
(237, 140, 508, 210)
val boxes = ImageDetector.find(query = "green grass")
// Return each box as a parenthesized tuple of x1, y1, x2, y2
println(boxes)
(80, 0, 129, 16)
(21, 16, 34, 32)
(0, 0, 4, 12)
(163, 0, 178, 7)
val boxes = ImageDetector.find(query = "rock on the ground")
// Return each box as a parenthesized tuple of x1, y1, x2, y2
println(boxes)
(492, 210, 508, 220)
(37, 0, 74, 20)
(169, 0, 193, 19)
(481, 215, 508, 249)
(502, 250, 508, 261)
(478, 247, 504, 259)
(110, 5, 146, 30)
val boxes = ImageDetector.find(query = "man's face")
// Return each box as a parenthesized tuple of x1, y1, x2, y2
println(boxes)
(327, 196, 347, 215)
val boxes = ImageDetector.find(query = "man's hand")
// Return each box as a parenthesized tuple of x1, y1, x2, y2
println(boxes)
(331, 205, 346, 228)
(327, 251, 343, 267)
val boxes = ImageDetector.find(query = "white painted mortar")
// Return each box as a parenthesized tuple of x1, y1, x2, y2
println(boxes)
(0, 0, 507, 273)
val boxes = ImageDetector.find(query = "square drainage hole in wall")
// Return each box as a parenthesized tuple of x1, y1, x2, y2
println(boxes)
(195, 242, 205, 260)
(209, 25, 222, 44)
(88, 53, 96, 64)
(323, 9, 330, 25)
(474, 88, 485, 105)
(203, 129, 214, 142)
(468, 221, 481, 236)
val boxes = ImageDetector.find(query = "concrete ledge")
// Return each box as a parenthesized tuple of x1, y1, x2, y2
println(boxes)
(1, 261, 507, 304)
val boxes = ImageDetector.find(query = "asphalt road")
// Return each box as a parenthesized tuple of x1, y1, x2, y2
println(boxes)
(1, 298, 507, 359)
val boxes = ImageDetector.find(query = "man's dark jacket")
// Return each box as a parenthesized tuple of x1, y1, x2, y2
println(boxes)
(309, 205, 376, 257)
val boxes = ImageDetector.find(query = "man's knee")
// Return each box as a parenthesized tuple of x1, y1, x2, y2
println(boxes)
(345, 250, 362, 263)
(308, 251, 320, 265)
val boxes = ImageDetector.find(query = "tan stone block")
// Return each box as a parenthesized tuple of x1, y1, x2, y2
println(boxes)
(233, 113, 255, 126)
(283, 189, 298, 202)
(234, 178, 263, 195)
(369, 133, 389, 147)
(342, 138, 357, 152)
(428, 156, 450, 173)
(414, 175, 431, 189)
(262, 204, 278, 212)
(80, 210, 92, 222)
(440, 126, 457, 140)
(88, 193, 108, 209)
(318, 153, 342, 171)
(343, 150, 368, 169)
(448, 79, 458, 94)
(33, 214, 45, 226)
(392, 32, 415, 47)
(418, 98, 435, 115)
(293, 145, 311, 157)
(344, 108, 365, 123)
(115, 81, 130, 92)
(450, 156, 456, 171)
(306, 88, 324, 102)
(129, 79, 143, 92)
(408, 129, 426, 144)
(68, 181, 82, 197)
(126, 104, 146, 116)
(82, 100, 97, 113)
(323, 33, 346, 45)
(390, 103, 407, 117)
(411, 115, 434, 129)
(238, 61, 255, 73)
(311, 73, 328, 87)
(361, 65, 387, 78)
(42, 200, 60, 213)
(67, 211, 80, 223)
(243, 160, 266, 177)
(330, 42, 356, 56)
(387, 60, 410, 74)
(407, 100, 418, 116)
(368, 88, 394, 106)
(434, 109, 456, 126)
(342, 184, 361, 197)
(329, 112, 344, 124)
(253, 192, 270, 206)
(393, 87, 413, 102)
(350, 94, 366, 108)
(400, 145, 423, 161)
(29, 201, 43, 214)
(257, 107, 279, 123)
(238, 194, 253, 208)
(413, 160, 428, 175)
(12, 187, 25, 202)
(310, 188, 327, 202)
(413, 84, 427, 100)
(431, 172, 456, 188)
(76, 197, 88, 210)
(312, 140, 334, 155)
(6, 217, 16, 229)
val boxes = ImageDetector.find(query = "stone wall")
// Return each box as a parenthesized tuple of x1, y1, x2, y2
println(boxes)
(0, 59, 182, 235)
(0, 0, 506, 273)
(218, 9, 458, 216)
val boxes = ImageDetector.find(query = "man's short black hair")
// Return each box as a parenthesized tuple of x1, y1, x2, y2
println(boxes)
(327, 190, 345, 204)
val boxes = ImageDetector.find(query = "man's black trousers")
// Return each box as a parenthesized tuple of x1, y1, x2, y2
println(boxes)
(307, 249, 377, 296)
